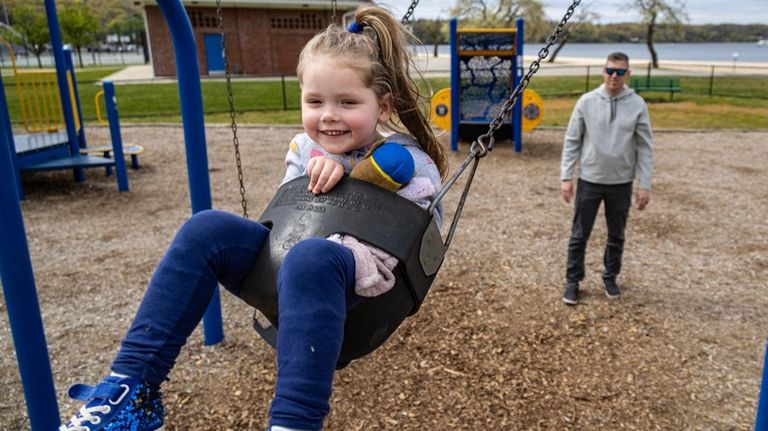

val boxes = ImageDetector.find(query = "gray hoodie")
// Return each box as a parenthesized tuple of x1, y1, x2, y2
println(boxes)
(560, 84, 654, 189)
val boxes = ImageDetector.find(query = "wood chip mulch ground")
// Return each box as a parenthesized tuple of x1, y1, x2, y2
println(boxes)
(0, 125, 766, 430)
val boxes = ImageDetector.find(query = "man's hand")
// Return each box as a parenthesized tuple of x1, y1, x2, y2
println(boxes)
(306, 156, 345, 194)
(636, 188, 650, 211)
(560, 180, 574, 203)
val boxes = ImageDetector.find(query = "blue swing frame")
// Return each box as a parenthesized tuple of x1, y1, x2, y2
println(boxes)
(0, 0, 224, 428)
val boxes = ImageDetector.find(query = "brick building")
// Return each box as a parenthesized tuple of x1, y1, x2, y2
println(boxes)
(141, 0, 368, 77)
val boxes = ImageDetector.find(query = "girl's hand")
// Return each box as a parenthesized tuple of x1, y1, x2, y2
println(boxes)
(306, 156, 344, 194)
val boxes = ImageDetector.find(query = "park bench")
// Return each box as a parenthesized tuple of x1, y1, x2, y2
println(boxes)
(81, 144, 145, 172)
(630, 76, 681, 100)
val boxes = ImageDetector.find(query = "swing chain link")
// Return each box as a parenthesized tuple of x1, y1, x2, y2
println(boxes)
(401, 0, 420, 24)
(470, 134, 491, 158)
(474, 0, 581, 154)
(215, 0, 249, 219)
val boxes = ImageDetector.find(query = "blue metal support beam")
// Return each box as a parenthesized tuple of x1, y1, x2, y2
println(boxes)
(103, 81, 129, 192)
(756, 341, 768, 430)
(449, 18, 459, 152)
(0, 66, 60, 431)
(513, 18, 524, 153)
(155, 0, 224, 345)
(44, 0, 84, 183)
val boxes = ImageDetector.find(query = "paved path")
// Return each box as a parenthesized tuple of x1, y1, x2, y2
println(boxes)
(102, 53, 768, 83)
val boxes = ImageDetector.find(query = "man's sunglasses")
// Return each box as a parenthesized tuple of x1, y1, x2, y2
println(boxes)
(605, 67, 628, 76)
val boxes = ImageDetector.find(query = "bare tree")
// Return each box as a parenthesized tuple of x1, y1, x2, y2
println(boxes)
(632, 0, 687, 68)
(548, 3, 599, 63)
(450, 0, 548, 41)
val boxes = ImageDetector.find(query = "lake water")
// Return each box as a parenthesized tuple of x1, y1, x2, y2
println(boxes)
(429, 42, 768, 64)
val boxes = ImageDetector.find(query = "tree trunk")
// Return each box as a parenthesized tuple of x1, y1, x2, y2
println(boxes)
(140, 30, 149, 64)
(646, 13, 659, 68)
(76, 46, 84, 68)
(35, 53, 42, 68)
(433, 42, 439, 57)
(548, 33, 571, 63)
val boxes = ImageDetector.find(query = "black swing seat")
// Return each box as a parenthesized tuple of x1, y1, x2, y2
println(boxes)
(240, 176, 445, 366)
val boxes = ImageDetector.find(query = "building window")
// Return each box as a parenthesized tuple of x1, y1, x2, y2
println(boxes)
(270, 13, 324, 30)
(188, 9, 218, 28)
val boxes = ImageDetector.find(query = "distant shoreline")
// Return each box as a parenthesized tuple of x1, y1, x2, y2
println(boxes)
(412, 41, 768, 66)
(413, 52, 768, 75)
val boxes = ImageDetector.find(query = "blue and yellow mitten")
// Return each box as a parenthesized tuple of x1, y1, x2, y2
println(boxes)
(350, 141, 415, 192)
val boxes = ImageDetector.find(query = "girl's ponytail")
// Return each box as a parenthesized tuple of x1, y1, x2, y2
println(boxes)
(354, 7, 449, 180)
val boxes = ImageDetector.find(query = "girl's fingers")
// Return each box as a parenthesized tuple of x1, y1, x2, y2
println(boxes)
(315, 162, 336, 193)
(306, 158, 344, 194)
(306, 157, 320, 191)
(322, 164, 344, 193)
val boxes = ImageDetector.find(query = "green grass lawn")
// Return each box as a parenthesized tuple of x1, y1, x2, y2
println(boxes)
(3, 66, 768, 130)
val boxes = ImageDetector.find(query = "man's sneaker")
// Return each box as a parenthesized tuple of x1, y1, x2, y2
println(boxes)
(604, 278, 621, 299)
(562, 282, 579, 305)
(59, 375, 164, 431)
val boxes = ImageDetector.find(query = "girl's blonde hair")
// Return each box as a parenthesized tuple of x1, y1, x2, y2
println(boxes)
(297, 5, 449, 180)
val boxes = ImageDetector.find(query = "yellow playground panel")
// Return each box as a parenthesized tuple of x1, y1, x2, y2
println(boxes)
(1, 38, 80, 133)
(430, 88, 452, 131)
(521, 89, 544, 132)
(431, 88, 544, 133)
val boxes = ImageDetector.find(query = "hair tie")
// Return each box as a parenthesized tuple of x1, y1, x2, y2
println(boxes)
(347, 21, 364, 34)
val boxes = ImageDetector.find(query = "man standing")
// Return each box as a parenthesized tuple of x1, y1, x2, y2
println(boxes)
(560, 52, 654, 305)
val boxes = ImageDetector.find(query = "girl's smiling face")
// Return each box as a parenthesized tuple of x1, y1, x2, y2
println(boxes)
(300, 57, 392, 154)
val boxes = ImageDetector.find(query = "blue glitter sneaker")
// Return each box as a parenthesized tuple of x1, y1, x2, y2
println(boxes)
(59, 375, 164, 431)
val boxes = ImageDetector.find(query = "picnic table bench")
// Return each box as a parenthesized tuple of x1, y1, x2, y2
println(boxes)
(630, 76, 681, 100)
(81, 144, 144, 170)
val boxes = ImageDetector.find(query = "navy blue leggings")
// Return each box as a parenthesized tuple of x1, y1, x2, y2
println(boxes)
(111, 210, 358, 430)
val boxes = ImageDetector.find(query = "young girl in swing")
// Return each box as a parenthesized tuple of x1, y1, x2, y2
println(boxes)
(59, 5, 448, 431)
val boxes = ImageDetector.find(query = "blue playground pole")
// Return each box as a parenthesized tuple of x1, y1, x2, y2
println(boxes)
(449, 18, 459, 152)
(63, 48, 89, 150)
(0, 70, 60, 431)
(513, 18, 524, 153)
(44, 0, 84, 183)
(0, 69, 24, 200)
(155, 0, 224, 345)
(103, 81, 129, 192)
(757, 341, 768, 430)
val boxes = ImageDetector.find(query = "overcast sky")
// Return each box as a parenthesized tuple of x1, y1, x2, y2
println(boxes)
(384, 0, 768, 25)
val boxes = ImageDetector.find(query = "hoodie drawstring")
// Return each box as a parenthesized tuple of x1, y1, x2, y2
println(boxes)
(610, 97, 617, 123)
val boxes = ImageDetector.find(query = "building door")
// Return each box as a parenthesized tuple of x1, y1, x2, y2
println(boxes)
(204, 34, 225, 73)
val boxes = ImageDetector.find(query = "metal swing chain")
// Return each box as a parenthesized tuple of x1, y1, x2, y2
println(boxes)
(215, 0, 249, 219)
(430, 0, 581, 251)
(401, 0, 420, 24)
(480, 0, 581, 153)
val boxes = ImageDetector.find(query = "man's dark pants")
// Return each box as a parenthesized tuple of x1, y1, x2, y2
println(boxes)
(566, 179, 633, 283)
